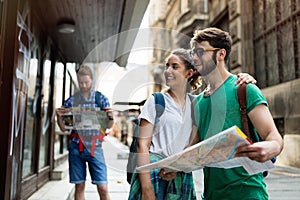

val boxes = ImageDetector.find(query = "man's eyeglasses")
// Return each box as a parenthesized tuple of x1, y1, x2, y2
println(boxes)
(189, 47, 220, 58)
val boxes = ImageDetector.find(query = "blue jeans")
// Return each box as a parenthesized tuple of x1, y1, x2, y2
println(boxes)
(68, 141, 107, 184)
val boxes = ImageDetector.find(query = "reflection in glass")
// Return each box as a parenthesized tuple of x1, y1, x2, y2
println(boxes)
(54, 62, 68, 158)
(22, 58, 38, 178)
(39, 60, 51, 169)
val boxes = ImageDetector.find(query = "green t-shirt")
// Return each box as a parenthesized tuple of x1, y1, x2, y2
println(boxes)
(194, 75, 268, 200)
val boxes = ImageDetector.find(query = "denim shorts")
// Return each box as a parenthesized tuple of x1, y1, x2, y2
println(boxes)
(68, 141, 107, 184)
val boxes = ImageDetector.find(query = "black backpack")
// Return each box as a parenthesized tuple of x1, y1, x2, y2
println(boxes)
(126, 92, 165, 184)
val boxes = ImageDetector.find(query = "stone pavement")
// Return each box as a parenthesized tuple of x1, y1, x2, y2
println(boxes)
(87, 135, 300, 200)
(29, 135, 300, 199)
(86, 135, 203, 199)
(265, 165, 300, 200)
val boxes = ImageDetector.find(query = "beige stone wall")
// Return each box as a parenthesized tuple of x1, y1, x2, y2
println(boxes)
(208, 0, 228, 24)
(165, 0, 179, 29)
(262, 79, 300, 167)
(262, 79, 300, 120)
(276, 135, 300, 168)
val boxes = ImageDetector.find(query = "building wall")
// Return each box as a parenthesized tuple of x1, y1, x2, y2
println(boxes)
(234, 0, 300, 168)
(263, 79, 300, 167)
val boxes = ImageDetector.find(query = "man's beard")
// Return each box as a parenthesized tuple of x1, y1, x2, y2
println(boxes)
(81, 85, 92, 93)
(198, 52, 217, 76)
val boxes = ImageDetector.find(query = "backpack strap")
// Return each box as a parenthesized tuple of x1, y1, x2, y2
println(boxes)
(133, 92, 165, 138)
(187, 93, 196, 126)
(187, 93, 196, 101)
(237, 83, 276, 177)
(95, 91, 103, 109)
(72, 92, 81, 107)
(152, 92, 165, 123)
(237, 83, 256, 142)
(237, 83, 249, 138)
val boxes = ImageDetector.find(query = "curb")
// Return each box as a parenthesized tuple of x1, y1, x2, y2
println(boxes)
(269, 165, 300, 177)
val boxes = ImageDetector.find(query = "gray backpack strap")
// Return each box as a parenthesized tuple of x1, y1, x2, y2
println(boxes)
(187, 93, 196, 126)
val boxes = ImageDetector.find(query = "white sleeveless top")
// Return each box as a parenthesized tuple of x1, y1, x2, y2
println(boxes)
(138, 92, 193, 156)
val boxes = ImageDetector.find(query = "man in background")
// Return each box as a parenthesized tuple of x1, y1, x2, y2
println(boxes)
(56, 64, 113, 200)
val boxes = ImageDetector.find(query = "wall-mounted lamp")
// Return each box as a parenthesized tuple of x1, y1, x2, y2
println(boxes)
(57, 21, 76, 34)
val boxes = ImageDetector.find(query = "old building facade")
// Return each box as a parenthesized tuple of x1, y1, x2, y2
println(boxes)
(149, 0, 300, 168)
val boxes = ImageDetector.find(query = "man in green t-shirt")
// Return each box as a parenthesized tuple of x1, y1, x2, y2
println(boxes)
(190, 27, 283, 200)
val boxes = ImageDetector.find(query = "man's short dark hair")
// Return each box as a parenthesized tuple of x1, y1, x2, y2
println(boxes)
(190, 27, 232, 62)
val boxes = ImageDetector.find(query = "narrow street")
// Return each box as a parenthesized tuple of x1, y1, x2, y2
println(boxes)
(94, 136, 300, 199)
(29, 135, 300, 199)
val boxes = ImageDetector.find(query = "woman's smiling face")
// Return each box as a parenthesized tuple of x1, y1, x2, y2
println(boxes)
(164, 54, 190, 89)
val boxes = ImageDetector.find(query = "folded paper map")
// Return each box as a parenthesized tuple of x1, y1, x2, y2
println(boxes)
(63, 107, 109, 131)
(136, 126, 274, 175)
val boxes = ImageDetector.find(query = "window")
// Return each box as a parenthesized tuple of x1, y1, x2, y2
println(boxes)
(39, 59, 51, 169)
(54, 62, 67, 158)
(22, 58, 38, 178)
(253, 0, 299, 87)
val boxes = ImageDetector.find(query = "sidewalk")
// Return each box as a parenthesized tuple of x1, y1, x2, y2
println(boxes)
(29, 135, 300, 199)
(92, 135, 131, 199)
(86, 135, 204, 199)
(28, 135, 132, 200)
(265, 165, 300, 200)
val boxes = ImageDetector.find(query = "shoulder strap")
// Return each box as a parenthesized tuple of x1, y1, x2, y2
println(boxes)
(152, 92, 165, 123)
(133, 92, 165, 136)
(187, 93, 197, 126)
(95, 91, 103, 108)
(72, 92, 81, 106)
(237, 83, 251, 139)
(238, 84, 263, 143)
(187, 93, 196, 101)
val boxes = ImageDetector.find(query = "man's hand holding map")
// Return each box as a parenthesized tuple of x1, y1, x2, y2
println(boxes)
(136, 126, 274, 175)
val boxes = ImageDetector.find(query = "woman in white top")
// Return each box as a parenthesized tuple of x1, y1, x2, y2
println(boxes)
(128, 48, 255, 200)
